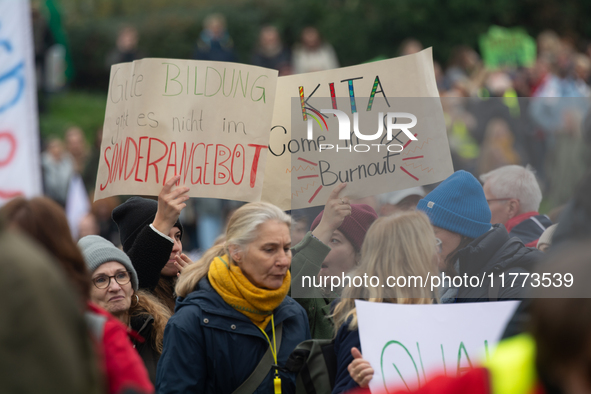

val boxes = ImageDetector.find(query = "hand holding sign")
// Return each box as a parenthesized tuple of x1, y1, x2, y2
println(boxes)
(311, 183, 351, 244)
(153, 175, 189, 235)
(348, 347, 374, 388)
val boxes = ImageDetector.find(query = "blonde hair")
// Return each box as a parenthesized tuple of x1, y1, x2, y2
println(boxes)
(333, 211, 437, 332)
(129, 290, 172, 354)
(176, 202, 291, 297)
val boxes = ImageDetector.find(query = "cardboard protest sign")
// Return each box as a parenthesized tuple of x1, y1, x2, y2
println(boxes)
(479, 26, 536, 69)
(94, 59, 277, 202)
(355, 300, 519, 392)
(261, 48, 453, 210)
(0, 0, 42, 205)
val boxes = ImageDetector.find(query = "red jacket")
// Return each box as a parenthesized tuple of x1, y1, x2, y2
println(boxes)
(87, 302, 154, 394)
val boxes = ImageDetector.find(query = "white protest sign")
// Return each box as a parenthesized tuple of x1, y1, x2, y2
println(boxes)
(0, 0, 42, 205)
(262, 48, 453, 210)
(355, 300, 520, 392)
(94, 59, 277, 202)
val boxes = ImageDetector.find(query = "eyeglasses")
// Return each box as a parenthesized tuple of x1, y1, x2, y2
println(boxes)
(435, 238, 442, 254)
(92, 271, 131, 289)
(486, 198, 517, 205)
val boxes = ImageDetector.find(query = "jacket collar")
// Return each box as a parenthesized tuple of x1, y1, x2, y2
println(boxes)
(458, 224, 515, 275)
(130, 314, 154, 336)
(505, 212, 540, 233)
(177, 277, 302, 329)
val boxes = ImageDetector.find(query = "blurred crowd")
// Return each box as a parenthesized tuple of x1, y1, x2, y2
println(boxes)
(36, 14, 591, 255)
(10, 10, 591, 394)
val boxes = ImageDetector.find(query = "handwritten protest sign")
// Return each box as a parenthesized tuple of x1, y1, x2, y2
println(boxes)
(355, 300, 519, 392)
(0, 0, 42, 205)
(94, 59, 277, 202)
(479, 26, 536, 69)
(262, 48, 453, 210)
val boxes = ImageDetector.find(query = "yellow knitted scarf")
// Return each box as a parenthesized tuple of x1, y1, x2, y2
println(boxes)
(208, 254, 290, 330)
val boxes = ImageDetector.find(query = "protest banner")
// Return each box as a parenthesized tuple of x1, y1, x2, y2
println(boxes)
(94, 59, 278, 202)
(0, 0, 42, 205)
(355, 300, 519, 392)
(262, 48, 453, 210)
(479, 26, 536, 69)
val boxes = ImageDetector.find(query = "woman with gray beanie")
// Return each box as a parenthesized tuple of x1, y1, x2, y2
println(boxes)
(112, 175, 192, 312)
(79, 235, 171, 385)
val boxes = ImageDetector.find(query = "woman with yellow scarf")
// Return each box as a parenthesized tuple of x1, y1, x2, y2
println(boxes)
(156, 202, 310, 394)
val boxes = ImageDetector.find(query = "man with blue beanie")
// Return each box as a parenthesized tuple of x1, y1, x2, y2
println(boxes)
(417, 170, 541, 302)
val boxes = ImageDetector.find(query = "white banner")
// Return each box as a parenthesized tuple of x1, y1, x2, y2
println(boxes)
(0, 0, 42, 205)
(355, 300, 519, 392)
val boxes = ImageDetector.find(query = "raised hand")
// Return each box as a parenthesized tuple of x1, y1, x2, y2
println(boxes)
(311, 183, 351, 245)
(152, 175, 190, 236)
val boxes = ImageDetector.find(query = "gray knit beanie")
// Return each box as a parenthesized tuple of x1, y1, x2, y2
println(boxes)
(78, 235, 139, 290)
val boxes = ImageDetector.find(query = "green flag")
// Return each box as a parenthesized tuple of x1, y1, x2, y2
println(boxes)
(479, 26, 536, 69)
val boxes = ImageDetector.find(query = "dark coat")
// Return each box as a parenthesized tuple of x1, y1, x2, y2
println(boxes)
(156, 277, 310, 394)
(193, 33, 238, 63)
(332, 321, 361, 394)
(130, 314, 159, 386)
(127, 226, 173, 291)
(456, 224, 542, 302)
(126, 226, 178, 312)
(251, 47, 291, 71)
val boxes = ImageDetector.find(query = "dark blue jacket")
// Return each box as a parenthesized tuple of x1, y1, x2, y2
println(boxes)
(333, 320, 361, 394)
(156, 277, 310, 394)
(506, 212, 552, 247)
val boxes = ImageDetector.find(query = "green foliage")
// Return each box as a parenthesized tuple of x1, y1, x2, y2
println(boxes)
(56, 0, 591, 90)
(64, 6, 265, 89)
(66, 18, 116, 90)
(39, 90, 107, 143)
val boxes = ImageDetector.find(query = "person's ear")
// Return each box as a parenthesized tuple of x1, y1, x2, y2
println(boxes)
(507, 199, 520, 219)
(228, 245, 242, 263)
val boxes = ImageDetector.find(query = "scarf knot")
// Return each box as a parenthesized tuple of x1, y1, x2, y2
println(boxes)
(208, 255, 290, 329)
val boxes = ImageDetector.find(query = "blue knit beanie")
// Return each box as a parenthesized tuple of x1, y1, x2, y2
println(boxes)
(416, 170, 492, 239)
